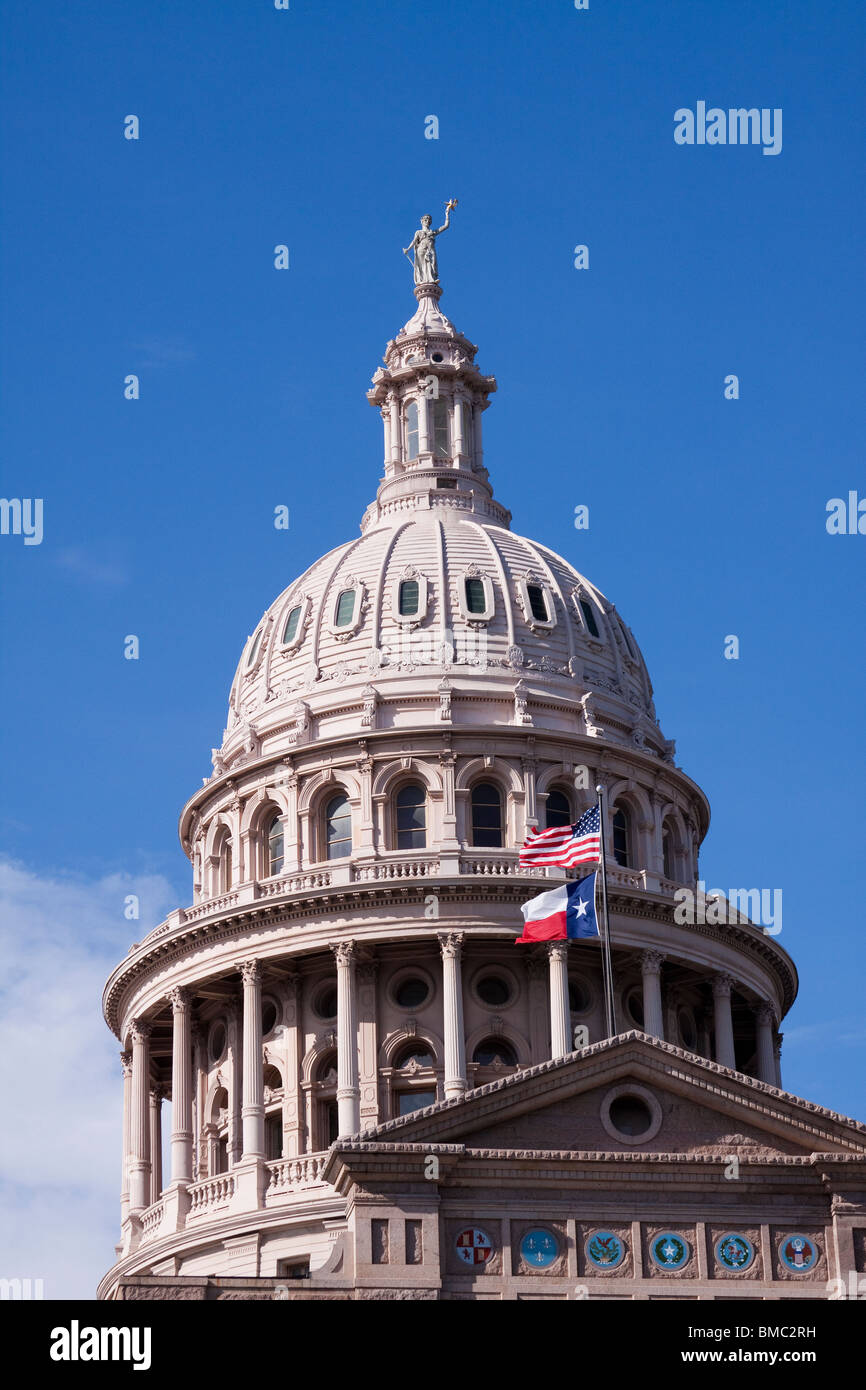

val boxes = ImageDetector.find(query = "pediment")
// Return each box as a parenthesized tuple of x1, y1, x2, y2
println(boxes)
(363, 1033, 866, 1160)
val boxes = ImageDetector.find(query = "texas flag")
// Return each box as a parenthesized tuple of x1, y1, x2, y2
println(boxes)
(516, 873, 599, 943)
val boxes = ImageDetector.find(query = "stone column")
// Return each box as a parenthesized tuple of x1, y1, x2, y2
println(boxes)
(712, 974, 736, 1070)
(774, 1032, 783, 1089)
(453, 396, 465, 459)
(389, 393, 401, 467)
(128, 1020, 152, 1214)
(281, 767, 300, 874)
(240, 960, 265, 1159)
(755, 1002, 776, 1085)
(358, 959, 381, 1129)
(356, 751, 375, 859)
(169, 986, 194, 1184)
(281, 973, 303, 1157)
(148, 1088, 163, 1204)
(418, 392, 431, 456)
(381, 405, 391, 467)
(548, 941, 571, 1059)
(439, 932, 467, 1098)
(521, 756, 537, 832)
(640, 951, 665, 1039)
(438, 750, 459, 857)
(333, 942, 360, 1136)
(120, 1050, 132, 1224)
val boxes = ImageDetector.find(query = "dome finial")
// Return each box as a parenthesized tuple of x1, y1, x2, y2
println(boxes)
(402, 200, 458, 288)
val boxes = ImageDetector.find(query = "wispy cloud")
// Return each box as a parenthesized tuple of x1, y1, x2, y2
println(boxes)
(0, 859, 177, 1298)
(55, 548, 129, 587)
(131, 337, 197, 369)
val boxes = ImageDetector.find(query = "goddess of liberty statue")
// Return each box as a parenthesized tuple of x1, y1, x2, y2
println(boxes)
(403, 200, 458, 285)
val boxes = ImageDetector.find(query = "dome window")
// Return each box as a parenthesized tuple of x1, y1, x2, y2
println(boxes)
(325, 793, 352, 860)
(393, 976, 430, 1009)
(399, 580, 419, 616)
(473, 1038, 517, 1067)
(612, 804, 631, 868)
(476, 974, 511, 1007)
(245, 627, 263, 668)
(406, 399, 419, 461)
(267, 813, 284, 876)
(282, 606, 301, 645)
(527, 585, 549, 622)
(465, 577, 486, 613)
(619, 618, 636, 657)
(471, 782, 503, 848)
(334, 590, 355, 628)
(395, 1042, 434, 1068)
(459, 570, 495, 623)
(432, 398, 450, 458)
(580, 599, 600, 639)
(395, 784, 426, 850)
(545, 788, 572, 828)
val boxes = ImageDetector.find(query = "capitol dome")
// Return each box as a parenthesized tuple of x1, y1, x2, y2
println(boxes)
(99, 256, 808, 1304)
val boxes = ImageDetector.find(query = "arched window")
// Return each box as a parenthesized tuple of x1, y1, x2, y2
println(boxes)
(267, 813, 284, 876)
(662, 825, 673, 879)
(392, 1042, 437, 1117)
(314, 1051, 339, 1148)
(579, 598, 600, 639)
(246, 627, 263, 668)
(465, 576, 487, 614)
(473, 1038, 517, 1067)
(612, 804, 630, 868)
(325, 794, 352, 860)
(394, 1042, 435, 1068)
(220, 835, 233, 892)
(282, 605, 301, 645)
(406, 400, 419, 461)
(395, 784, 426, 850)
(334, 589, 355, 628)
(432, 398, 449, 458)
(398, 579, 419, 617)
(545, 788, 572, 828)
(526, 584, 549, 622)
(471, 783, 503, 847)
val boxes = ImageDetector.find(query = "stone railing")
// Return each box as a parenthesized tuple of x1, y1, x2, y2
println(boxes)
(184, 892, 240, 923)
(353, 858, 439, 881)
(187, 1173, 235, 1218)
(459, 852, 548, 878)
(139, 1199, 164, 1241)
(258, 871, 332, 896)
(265, 1152, 329, 1198)
(604, 865, 646, 891)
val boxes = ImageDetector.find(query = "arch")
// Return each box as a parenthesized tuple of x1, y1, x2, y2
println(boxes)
(611, 802, 632, 869)
(465, 1022, 527, 1068)
(544, 784, 574, 829)
(240, 788, 290, 835)
(371, 757, 442, 800)
(455, 757, 523, 796)
(379, 1026, 443, 1070)
(301, 1038, 339, 1087)
(297, 768, 360, 815)
(471, 1036, 518, 1067)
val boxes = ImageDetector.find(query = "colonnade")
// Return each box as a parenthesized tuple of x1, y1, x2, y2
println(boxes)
(119, 943, 781, 1222)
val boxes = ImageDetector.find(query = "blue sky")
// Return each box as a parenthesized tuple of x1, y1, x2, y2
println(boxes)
(1, 1, 864, 1295)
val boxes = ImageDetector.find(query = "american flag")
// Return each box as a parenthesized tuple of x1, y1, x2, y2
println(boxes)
(519, 804, 601, 869)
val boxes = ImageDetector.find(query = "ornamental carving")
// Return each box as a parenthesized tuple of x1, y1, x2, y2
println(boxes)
(238, 960, 261, 987)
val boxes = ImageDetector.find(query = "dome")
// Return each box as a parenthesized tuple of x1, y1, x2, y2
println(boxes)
(216, 281, 670, 780)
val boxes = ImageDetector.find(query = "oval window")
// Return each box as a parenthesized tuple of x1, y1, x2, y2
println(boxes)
(477, 975, 510, 1007)
(395, 976, 429, 1009)
(608, 1094, 652, 1137)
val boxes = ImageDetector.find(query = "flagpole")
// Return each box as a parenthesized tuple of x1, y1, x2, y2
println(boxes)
(595, 784, 616, 1038)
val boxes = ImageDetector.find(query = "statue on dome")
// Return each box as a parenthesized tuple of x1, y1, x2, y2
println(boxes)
(403, 200, 458, 285)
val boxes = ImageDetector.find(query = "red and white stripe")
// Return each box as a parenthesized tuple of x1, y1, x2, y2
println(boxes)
(519, 823, 601, 868)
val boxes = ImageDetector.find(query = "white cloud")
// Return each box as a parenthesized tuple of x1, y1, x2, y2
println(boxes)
(0, 859, 177, 1299)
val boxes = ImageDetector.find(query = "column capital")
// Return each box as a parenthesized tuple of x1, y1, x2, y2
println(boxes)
(755, 1000, 774, 1026)
(149, 1084, 167, 1103)
(168, 986, 192, 1014)
(438, 931, 465, 959)
(130, 1018, 152, 1044)
(640, 949, 665, 976)
(331, 940, 356, 967)
(120, 1050, 133, 1077)
(237, 959, 261, 986)
(712, 973, 735, 998)
(547, 940, 569, 964)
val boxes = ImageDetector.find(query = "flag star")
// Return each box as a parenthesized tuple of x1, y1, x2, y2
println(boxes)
(575, 898, 588, 917)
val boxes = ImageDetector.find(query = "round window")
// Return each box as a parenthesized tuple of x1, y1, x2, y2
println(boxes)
(261, 1000, 278, 1036)
(394, 977, 429, 1009)
(209, 1022, 226, 1063)
(626, 988, 644, 1028)
(568, 978, 590, 1013)
(315, 985, 338, 1020)
(608, 1094, 652, 1137)
(476, 975, 511, 1007)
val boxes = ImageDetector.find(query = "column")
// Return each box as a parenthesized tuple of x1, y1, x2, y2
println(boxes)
(356, 752, 375, 858)
(755, 1002, 776, 1085)
(418, 392, 431, 456)
(712, 974, 736, 1070)
(169, 986, 194, 1184)
(381, 405, 391, 467)
(548, 941, 571, 1059)
(333, 942, 360, 1136)
(119, 1050, 132, 1224)
(439, 933, 467, 1098)
(240, 960, 265, 1159)
(128, 1019, 152, 1214)
(640, 951, 665, 1038)
(521, 757, 537, 831)
(281, 767, 300, 874)
(282, 973, 303, 1157)
(774, 1032, 783, 1089)
(453, 397, 464, 460)
(389, 394, 401, 467)
(148, 1089, 163, 1204)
